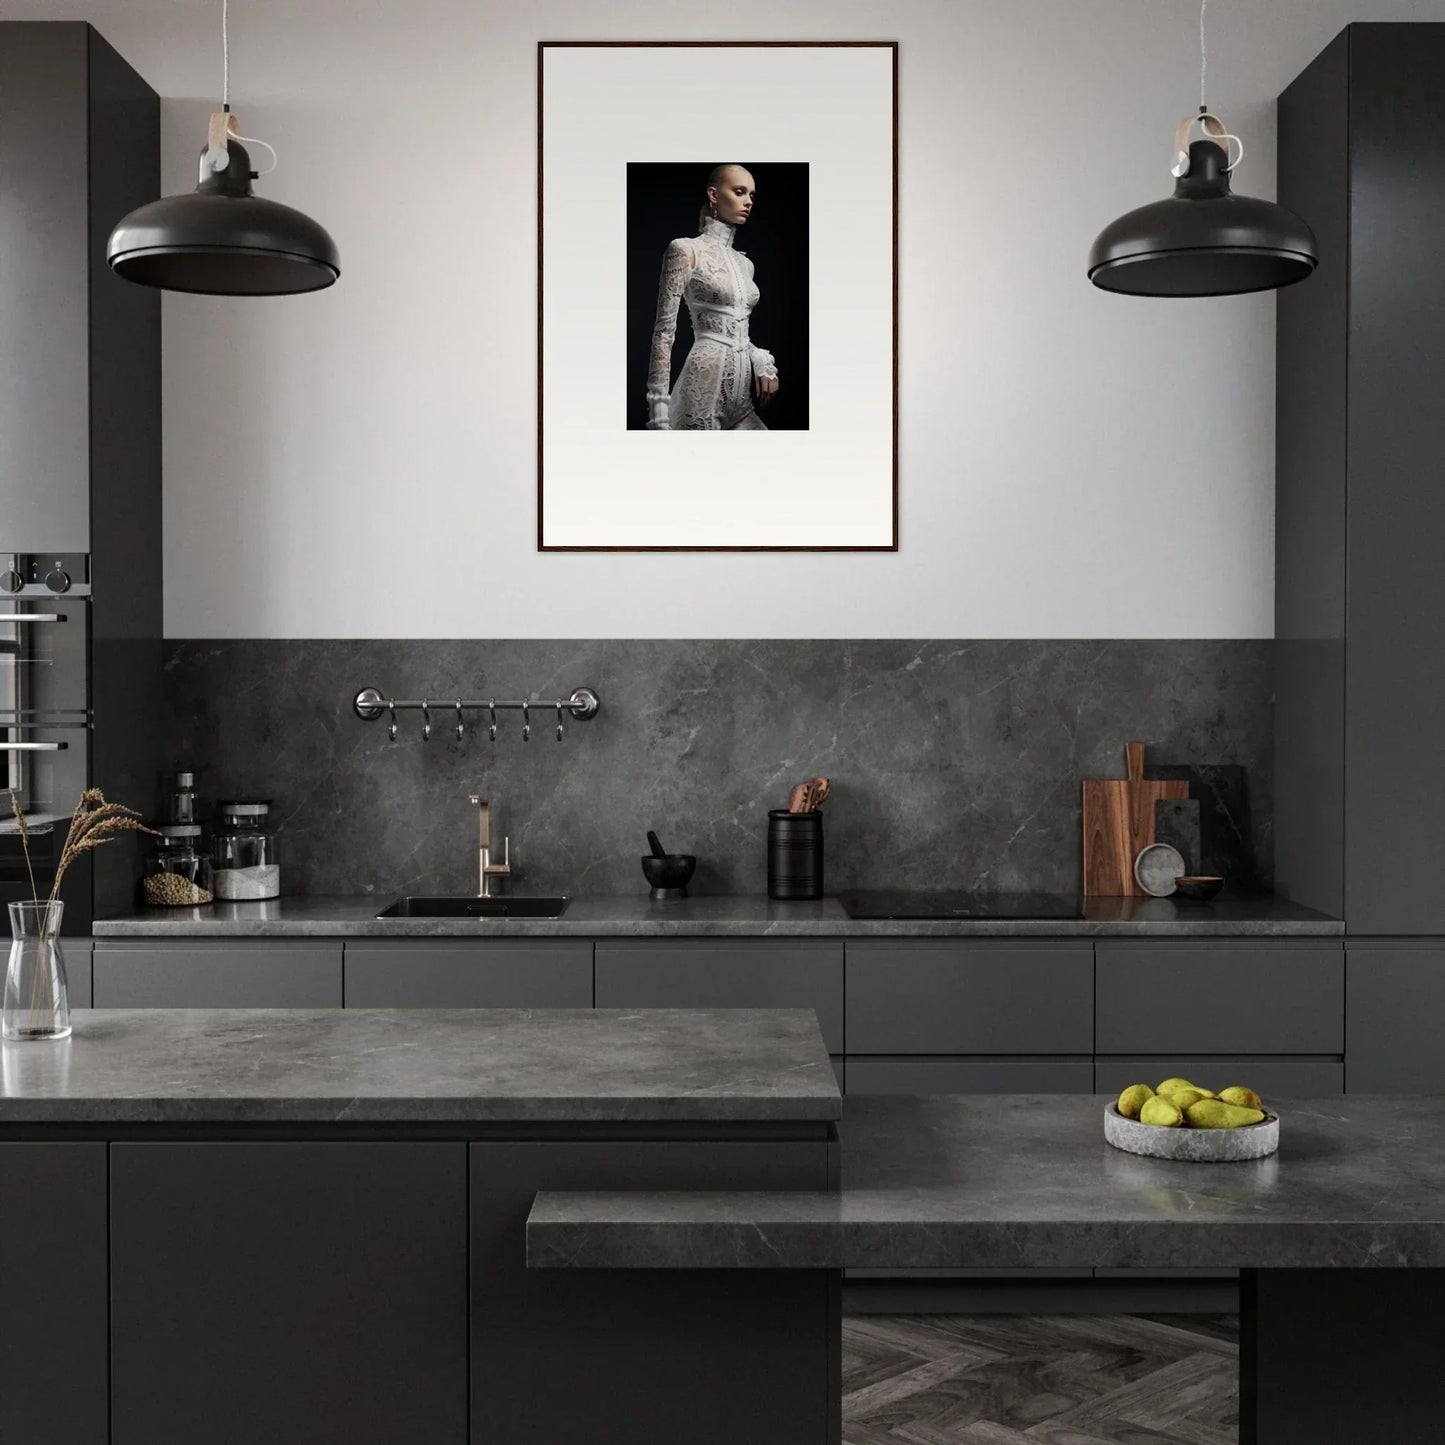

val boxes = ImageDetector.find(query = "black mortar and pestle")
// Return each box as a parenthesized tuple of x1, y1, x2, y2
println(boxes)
(642, 830, 696, 900)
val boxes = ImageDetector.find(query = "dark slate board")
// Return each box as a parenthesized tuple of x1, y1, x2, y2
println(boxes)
(1145, 764, 1258, 895)
(1154, 797, 1202, 876)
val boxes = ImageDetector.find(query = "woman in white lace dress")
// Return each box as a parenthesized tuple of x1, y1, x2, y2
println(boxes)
(645, 164, 780, 431)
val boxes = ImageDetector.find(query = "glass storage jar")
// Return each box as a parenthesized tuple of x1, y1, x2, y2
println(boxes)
(212, 800, 280, 901)
(141, 825, 214, 907)
(162, 769, 199, 825)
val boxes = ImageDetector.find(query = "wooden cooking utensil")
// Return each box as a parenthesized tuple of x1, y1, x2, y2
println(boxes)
(1082, 742, 1188, 896)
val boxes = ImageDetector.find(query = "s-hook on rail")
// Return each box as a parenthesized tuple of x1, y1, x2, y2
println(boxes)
(352, 686, 600, 743)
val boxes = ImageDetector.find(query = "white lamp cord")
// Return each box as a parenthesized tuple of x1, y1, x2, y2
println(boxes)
(205, 0, 278, 177)
(1172, 0, 1243, 175)
(1200, 0, 1207, 112)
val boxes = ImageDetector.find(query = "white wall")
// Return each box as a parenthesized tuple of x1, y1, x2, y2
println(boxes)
(7, 0, 1443, 638)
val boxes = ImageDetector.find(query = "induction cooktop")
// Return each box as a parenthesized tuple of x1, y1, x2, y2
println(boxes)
(837, 891, 1085, 920)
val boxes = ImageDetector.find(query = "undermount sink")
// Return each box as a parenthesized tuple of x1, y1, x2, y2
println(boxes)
(376, 895, 570, 919)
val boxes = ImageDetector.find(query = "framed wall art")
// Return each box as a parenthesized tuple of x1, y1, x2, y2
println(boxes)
(538, 41, 898, 551)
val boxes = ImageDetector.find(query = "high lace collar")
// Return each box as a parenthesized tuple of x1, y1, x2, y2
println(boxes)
(698, 215, 738, 248)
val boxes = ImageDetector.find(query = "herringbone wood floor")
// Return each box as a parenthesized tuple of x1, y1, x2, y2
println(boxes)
(842, 1313, 1239, 1444)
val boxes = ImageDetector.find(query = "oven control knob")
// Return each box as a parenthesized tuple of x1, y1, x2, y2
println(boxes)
(44, 568, 71, 594)
(0, 570, 21, 594)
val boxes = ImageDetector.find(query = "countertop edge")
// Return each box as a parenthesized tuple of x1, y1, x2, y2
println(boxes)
(90, 894, 1346, 940)
(524, 1193, 1445, 1270)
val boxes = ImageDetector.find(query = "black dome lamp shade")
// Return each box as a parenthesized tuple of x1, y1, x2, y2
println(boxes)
(1088, 116, 1316, 297)
(106, 1, 338, 296)
(1088, 0, 1316, 298)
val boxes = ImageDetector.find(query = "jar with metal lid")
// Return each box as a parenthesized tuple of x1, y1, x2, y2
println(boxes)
(141, 825, 214, 907)
(162, 769, 199, 825)
(211, 800, 281, 901)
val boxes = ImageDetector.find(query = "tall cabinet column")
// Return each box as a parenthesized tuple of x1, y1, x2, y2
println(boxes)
(1276, 23, 1445, 1089)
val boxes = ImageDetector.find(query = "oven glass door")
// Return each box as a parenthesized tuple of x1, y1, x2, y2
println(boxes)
(0, 602, 91, 928)
(0, 600, 88, 800)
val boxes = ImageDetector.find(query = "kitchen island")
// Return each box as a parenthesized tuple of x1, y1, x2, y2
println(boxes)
(0, 1007, 841, 1445)
(534, 1093, 1445, 1445)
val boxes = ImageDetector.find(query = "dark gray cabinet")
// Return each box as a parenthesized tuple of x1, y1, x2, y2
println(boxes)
(94, 940, 342, 1007)
(62, 938, 92, 1008)
(847, 1058, 1094, 1095)
(1346, 944, 1445, 1092)
(1095, 941, 1343, 1055)
(846, 941, 1093, 1055)
(1095, 1057, 1344, 1097)
(470, 1139, 834, 1445)
(110, 1142, 468, 1445)
(0, 1143, 108, 1445)
(344, 940, 592, 1008)
(595, 940, 844, 1053)
(0, 23, 162, 931)
(0, 22, 158, 548)
(345, 936, 592, 1005)
(0, 23, 93, 546)
(1277, 25, 1445, 936)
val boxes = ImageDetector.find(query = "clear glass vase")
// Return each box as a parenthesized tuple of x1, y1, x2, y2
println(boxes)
(4, 901, 71, 1042)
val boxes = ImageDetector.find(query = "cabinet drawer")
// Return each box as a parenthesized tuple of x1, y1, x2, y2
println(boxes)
(845, 1058, 1095, 1095)
(344, 941, 591, 1008)
(594, 941, 843, 1054)
(1346, 945, 1445, 1092)
(66, 939, 92, 1008)
(93, 941, 342, 1008)
(1095, 942, 1343, 1054)
(111, 1142, 467, 1445)
(845, 942, 1092, 1055)
(1094, 1056, 1344, 1097)
(0, 1143, 108, 1445)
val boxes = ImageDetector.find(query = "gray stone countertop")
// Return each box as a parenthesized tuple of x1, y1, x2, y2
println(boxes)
(91, 893, 1343, 938)
(528, 1093, 1445, 1270)
(0, 1008, 840, 1125)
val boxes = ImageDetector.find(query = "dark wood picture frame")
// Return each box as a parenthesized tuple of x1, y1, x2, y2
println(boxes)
(537, 40, 899, 552)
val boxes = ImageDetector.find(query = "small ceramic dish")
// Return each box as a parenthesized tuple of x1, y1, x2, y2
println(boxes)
(1134, 842, 1186, 897)
(1104, 1103, 1279, 1162)
(1173, 875, 1225, 901)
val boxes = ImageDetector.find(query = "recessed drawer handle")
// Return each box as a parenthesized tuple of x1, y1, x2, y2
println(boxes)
(0, 614, 66, 625)
(0, 741, 67, 751)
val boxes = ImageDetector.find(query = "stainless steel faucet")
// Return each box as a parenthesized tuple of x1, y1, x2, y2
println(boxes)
(468, 795, 511, 897)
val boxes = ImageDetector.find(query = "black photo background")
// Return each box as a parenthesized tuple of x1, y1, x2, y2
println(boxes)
(626, 162, 810, 432)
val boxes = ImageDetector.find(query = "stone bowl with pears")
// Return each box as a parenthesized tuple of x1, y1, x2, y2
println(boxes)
(1105, 1077, 1279, 1161)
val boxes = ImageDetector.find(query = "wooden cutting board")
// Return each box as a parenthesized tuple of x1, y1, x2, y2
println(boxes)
(1082, 742, 1189, 896)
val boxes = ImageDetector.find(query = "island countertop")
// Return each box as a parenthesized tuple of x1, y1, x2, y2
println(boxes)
(0, 1007, 840, 1126)
(91, 893, 1343, 938)
(529, 1093, 1445, 1270)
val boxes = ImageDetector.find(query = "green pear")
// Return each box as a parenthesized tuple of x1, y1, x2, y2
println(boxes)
(1218, 1086, 1264, 1111)
(1185, 1099, 1266, 1129)
(1117, 1084, 1154, 1119)
(1140, 1096, 1185, 1127)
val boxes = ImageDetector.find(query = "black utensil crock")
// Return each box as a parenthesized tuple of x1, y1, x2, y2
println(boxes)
(768, 809, 823, 900)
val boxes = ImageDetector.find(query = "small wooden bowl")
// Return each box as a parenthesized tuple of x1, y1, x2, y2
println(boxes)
(1173, 875, 1224, 901)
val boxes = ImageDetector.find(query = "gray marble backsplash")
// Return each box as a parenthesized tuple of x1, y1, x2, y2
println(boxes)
(162, 640, 1273, 900)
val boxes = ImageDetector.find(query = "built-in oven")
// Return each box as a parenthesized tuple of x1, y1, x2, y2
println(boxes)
(0, 557, 93, 930)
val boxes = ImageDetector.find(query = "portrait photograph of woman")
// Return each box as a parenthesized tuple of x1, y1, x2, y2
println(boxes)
(626, 161, 810, 432)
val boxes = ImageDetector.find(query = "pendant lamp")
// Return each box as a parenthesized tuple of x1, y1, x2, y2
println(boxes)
(107, 0, 339, 296)
(1088, 0, 1315, 297)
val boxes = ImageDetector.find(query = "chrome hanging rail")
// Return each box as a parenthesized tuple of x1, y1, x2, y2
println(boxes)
(352, 685, 600, 743)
